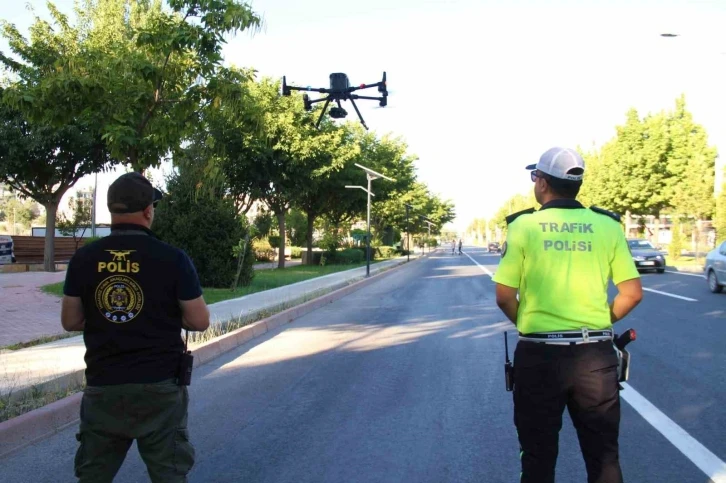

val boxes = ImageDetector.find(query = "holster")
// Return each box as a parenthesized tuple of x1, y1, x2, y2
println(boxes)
(615, 346, 631, 389)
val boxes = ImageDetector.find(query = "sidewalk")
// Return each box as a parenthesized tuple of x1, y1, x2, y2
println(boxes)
(0, 254, 421, 399)
(0, 271, 67, 348)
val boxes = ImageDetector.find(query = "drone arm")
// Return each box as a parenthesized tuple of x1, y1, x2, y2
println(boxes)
(286, 85, 328, 94)
(350, 95, 385, 101)
(307, 96, 331, 105)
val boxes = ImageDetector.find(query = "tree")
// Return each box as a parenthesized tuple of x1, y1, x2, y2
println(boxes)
(1, 0, 261, 172)
(57, 190, 92, 249)
(714, 184, 726, 245)
(153, 157, 248, 288)
(665, 96, 717, 229)
(286, 207, 307, 247)
(0, 90, 111, 270)
(219, 78, 336, 268)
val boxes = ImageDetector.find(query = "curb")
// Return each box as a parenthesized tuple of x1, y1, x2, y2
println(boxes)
(667, 265, 705, 274)
(0, 253, 428, 459)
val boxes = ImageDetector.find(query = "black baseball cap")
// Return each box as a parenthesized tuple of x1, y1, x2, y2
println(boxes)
(107, 172, 163, 214)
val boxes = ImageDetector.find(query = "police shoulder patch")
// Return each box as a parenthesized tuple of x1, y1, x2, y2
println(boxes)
(501, 241, 508, 258)
(589, 205, 621, 222)
(505, 207, 535, 225)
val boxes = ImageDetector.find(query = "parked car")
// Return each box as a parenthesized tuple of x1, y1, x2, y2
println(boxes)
(488, 242, 501, 253)
(0, 235, 14, 264)
(704, 242, 726, 293)
(627, 239, 665, 273)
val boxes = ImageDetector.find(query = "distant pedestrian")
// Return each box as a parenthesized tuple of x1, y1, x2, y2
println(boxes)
(451, 239, 456, 255)
(458, 239, 463, 255)
(62, 172, 210, 482)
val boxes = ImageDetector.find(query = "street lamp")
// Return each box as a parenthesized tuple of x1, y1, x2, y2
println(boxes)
(420, 216, 435, 254)
(351, 164, 395, 276)
(404, 203, 413, 262)
(347, 163, 395, 277)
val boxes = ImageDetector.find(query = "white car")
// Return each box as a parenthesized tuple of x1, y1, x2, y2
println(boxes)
(704, 242, 726, 293)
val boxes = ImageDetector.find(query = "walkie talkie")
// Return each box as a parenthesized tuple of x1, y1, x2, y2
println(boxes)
(176, 329, 194, 386)
(504, 331, 514, 392)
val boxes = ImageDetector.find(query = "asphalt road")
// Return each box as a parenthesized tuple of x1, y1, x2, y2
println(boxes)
(1, 248, 724, 482)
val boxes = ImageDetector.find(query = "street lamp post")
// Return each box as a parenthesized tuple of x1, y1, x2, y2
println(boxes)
(404, 203, 412, 262)
(421, 217, 435, 254)
(91, 173, 97, 237)
(348, 164, 396, 277)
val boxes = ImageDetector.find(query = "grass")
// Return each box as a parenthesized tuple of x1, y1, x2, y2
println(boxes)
(1, 332, 81, 351)
(0, 381, 85, 423)
(40, 282, 64, 297)
(40, 259, 391, 306)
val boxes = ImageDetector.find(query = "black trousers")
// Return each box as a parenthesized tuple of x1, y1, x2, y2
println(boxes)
(513, 340, 623, 483)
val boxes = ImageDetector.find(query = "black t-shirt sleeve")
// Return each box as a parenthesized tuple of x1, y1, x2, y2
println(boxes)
(177, 250, 203, 301)
(63, 254, 83, 297)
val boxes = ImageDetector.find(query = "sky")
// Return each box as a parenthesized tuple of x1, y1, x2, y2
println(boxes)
(1, 0, 726, 232)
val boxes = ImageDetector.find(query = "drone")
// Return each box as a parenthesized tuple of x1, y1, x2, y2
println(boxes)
(281, 72, 388, 130)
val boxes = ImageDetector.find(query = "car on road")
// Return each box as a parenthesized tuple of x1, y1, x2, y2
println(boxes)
(627, 239, 665, 273)
(704, 242, 726, 293)
(488, 242, 501, 253)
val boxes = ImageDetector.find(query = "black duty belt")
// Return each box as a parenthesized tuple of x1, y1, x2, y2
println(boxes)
(519, 328, 613, 345)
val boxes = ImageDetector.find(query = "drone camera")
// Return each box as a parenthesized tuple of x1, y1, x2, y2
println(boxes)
(329, 106, 348, 119)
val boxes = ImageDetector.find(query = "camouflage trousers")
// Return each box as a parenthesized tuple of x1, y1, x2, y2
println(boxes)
(74, 379, 195, 483)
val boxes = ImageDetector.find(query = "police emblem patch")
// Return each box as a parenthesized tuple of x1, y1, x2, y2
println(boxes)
(501, 241, 508, 258)
(95, 275, 144, 323)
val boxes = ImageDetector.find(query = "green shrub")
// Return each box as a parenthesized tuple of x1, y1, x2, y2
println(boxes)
(153, 166, 245, 288)
(268, 235, 281, 249)
(669, 222, 685, 261)
(335, 248, 364, 264)
(231, 234, 256, 288)
(253, 238, 275, 262)
(375, 246, 395, 259)
(290, 246, 303, 259)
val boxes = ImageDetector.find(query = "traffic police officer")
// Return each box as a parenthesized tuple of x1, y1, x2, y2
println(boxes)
(492, 147, 643, 483)
(61, 172, 210, 482)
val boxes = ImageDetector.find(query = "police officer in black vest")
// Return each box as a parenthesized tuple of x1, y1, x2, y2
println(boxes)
(61, 172, 210, 482)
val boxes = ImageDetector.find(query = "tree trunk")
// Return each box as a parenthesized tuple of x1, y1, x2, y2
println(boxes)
(276, 211, 286, 269)
(653, 213, 661, 246)
(231, 232, 251, 291)
(306, 212, 315, 266)
(43, 201, 59, 272)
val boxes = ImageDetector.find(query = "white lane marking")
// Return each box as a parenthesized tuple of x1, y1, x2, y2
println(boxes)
(462, 251, 494, 278)
(621, 383, 726, 482)
(666, 270, 705, 278)
(643, 287, 698, 302)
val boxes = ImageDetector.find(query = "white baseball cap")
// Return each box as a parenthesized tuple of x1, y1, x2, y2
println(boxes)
(526, 147, 585, 181)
